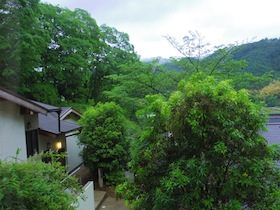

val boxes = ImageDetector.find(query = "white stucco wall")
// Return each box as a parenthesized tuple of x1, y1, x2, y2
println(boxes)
(63, 116, 83, 173)
(0, 101, 27, 161)
(72, 181, 94, 210)
(66, 133, 83, 172)
(24, 114, 39, 132)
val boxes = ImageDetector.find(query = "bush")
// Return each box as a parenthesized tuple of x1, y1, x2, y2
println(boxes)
(78, 102, 130, 186)
(0, 153, 82, 210)
(117, 74, 280, 209)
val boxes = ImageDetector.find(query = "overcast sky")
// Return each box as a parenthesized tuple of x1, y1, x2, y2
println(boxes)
(42, 0, 280, 59)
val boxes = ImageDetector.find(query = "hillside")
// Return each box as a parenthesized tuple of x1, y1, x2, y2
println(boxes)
(157, 38, 280, 77)
(233, 38, 280, 76)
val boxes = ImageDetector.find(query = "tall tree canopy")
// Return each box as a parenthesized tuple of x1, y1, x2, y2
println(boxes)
(104, 59, 181, 120)
(0, 1, 140, 105)
(90, 24, 139, 102)
(78, 102, 130, 185)
(38, 4, 102, 102)
(117, 74, 280, 209)
(0, 0, 44, 94)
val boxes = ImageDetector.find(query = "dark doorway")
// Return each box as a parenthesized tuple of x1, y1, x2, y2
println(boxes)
(26, 130, 38, 157)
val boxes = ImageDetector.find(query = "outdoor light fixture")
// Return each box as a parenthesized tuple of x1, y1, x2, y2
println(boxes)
(56, 141, 62, 150)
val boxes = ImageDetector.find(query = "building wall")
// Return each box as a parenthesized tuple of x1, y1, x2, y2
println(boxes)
(0, 101, 27, 161)
(72, 181, 94, 210)
(64, 116, 83, 173)
(24, 114, 39, 132)
(38, 134, 66, 153)
(66, 133, 83, 172)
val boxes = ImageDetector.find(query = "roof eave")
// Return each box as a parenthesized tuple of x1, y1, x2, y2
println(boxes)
(60, 108, 82, 120)
(0, 88, 48, 115)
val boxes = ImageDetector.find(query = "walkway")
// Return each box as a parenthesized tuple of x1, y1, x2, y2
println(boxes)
(95, 190, 128, 210)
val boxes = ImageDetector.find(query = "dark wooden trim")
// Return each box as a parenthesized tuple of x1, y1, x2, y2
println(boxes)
(38, 129, 58, 139)
(0, 87, 48, 115)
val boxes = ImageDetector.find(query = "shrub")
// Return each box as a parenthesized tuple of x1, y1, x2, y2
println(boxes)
(0, 153, 82, 210)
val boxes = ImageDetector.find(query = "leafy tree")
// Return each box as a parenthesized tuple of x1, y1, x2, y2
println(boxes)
(90, 24, 139, 102)
(78, 102, 130, 185)
(31, 83, 60, 105)
(259, 80, 280, 106)
(230, 71, 272, 91)
(165, 31, 273, 93)
(0, 0, 46, 94)
(38, 4, 102, 103)
(104, 59, 181, 120)
(0, 153, 81, 209)
(164, 31, 246, 77)
(116, 74, 280, 209)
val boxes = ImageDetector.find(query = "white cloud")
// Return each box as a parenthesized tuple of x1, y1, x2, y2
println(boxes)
(42, 0, 280, 58)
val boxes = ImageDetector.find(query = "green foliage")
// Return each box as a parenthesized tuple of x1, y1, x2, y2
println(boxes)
(104, 59, 181, 120)
(0, 154, 82, 210)
(1, 2, 277, 110)
(0, 0, 45, 94)
(234, 38, 280, 76)
(117, 74, 280, 209)
(0, 1, 140, 104)
(165, 31, 247, 78)
(165, 33, 275, 94)
(259, 80, 280, 107)
(90, 24, 139, 102)
(39, 4, 102, 102)
(104, 171, 126, 186)
(30, 83, 60, 105)
(78, 102, 130, 185)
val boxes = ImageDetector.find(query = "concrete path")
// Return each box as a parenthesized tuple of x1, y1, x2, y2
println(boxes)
(95, 190, 128, 210)
(98, 196, 129, 210)
(94, 191, 106, 209)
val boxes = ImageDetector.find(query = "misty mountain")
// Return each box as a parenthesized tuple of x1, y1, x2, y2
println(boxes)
(147, 38, 280, 76)
(233, 38, 280, 76)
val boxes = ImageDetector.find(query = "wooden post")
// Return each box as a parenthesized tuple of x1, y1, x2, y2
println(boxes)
(98, 168, 103, 188)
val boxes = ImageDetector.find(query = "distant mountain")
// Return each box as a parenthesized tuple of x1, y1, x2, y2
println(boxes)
(145, 38, 280, 77)
(233, 38, 280, 76)
(141, 57, 170, 64)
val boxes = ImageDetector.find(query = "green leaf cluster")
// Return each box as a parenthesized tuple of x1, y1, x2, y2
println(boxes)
(78, 102, 131, 185)
(0, 154, 82, 210)
(117, 74, 280, 209)
(0, 1, 139, 105)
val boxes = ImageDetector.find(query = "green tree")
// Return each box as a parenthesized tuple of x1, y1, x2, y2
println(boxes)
(259, 80, 280, 106)
(90, 25, 139, 102)
(38, 4, 102, 103)
(104, 59, 182, 121)
(0, 154, 81, 209)
(0, 0, 46, 94)
(78, 102, 130, 185)
(165, 31, 273, 92)
(164, 31, 246, 76)
(116, 74, 280, 209)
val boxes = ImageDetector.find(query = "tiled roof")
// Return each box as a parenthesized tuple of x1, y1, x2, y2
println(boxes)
(38, 113, 81, 135)
(31, 100, 60, 111)
(32, 101, 81, 135)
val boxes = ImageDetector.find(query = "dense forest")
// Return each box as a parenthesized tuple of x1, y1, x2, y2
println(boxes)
(2, 1, 280, 209)
(1, 0, 280, 114)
